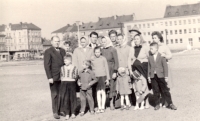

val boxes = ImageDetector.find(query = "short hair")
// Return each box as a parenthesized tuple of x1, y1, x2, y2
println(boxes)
(151, 31, 164, 42)
(51, 36, 60, 41)
(109, 30, 117, 36)
(64, 41, 71, 46)
(84, 60, 92, 70)
(150, 42, 159, 48)
(94, 46, 101, 53)
(63, 54, 72, 60)
(90, 31, 98, 38)
(133, 34, 145, 43)
(117, 33, 124, 37)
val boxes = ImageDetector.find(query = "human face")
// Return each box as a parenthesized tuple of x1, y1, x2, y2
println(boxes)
(64, 58, 72, 65)
(134, 35, 141, 46)
(80, 38, 87, 48)
(51, 37, 60, 48)
(101, 38, 107, 48)
(117, 36, 124, 45)
(64, 44, 70, 51)
(91, 34, 98, 44)
(110, 33, 117, 42)
(130, 31, 138, 39)
(94, 49, 101, 58)
(82, 61, 89, 69)
(150, 46, 158, 55)
(152, 35, 160, 43)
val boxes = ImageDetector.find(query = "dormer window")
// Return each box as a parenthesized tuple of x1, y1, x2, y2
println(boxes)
(91, 26, 93, 28)
(107, 23, 109, 26)
(175, 12, 179, 15)
(184, 11, 188, 14)
(192, 10, 196, 13)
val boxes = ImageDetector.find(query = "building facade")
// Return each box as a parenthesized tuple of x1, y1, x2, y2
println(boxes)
(123, 3, 200, 50)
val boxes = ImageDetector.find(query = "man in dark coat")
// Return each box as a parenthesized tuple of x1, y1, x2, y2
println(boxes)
(44, 36, 66, 119)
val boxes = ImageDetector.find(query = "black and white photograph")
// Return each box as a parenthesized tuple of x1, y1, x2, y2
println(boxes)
(0, 0, 200, 120)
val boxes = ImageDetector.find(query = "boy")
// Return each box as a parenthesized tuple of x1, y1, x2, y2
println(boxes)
(59, 54, 78, 120)
(148, 42, 177, 110)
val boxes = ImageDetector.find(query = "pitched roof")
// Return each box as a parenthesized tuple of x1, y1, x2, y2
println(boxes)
(0, 25, 6, 32)
(113, 14, 134, 28)
(52, 24, 71, 33)
(10, 22, 41, 30)
(164, 2, 200, 18)
(0, 34, 6, 37)
(70, 24, 78, 32)
(80, 22, 97, 31)
(95, 16, 115, 30)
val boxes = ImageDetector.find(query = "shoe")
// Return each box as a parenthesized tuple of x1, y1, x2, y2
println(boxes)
(139, 106, 144, 110)
(145, 106, 150, 109)
(90, 111, 95, 115)
(96, 109, 101, 114)
(53, 113, 60, 119)
(120, 106, 124, 111)
(71, 114, 76, 119)
(65, 115, 69, 120)
(169, 104, 177, 110)
(110, 105, 115, 110)
(154, 105, 160, 110)
(162, 105, 166, 108)
(134, 106, 139, 110)
(100, 109, 105, 113)
(60, 112, 65, 117)
(126, 106, 130, 110)
(80, 112, 84, 116)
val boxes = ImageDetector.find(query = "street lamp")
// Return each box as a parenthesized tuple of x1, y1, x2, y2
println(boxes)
(119, 22, 124, 35)
(165, 29, 168, 44)
(76, 21, 80, 47)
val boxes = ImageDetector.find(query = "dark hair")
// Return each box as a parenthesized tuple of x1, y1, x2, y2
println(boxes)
(90, 31, 98, 38)
(151, 31, 164, 42)
(117, 33, 124, 37)
(150, 42, 159, 48)
(80, 36, 86, 42)
(109, 30, 117, 36)
(84, 60, 92, 70)
(94, 46, 101, 53)
(51, 36, 60, 41)
(64, 41, 71, 46)
(63, 54, 72, 60)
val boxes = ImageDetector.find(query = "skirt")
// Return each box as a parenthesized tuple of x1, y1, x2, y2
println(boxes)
(96, 76, 107, 91)
(109, 79, 117, 98)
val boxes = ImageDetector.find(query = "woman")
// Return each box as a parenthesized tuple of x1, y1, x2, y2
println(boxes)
(151, 31, 173, 107)
(129, 29, 151, 109)
(101, 36, 119, 110)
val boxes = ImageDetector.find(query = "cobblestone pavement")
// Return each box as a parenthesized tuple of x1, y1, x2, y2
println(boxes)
(0, 51, 200, 121)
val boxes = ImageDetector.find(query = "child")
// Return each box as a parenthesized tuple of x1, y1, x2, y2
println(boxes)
(132, 70, 150, 110)
(77, 60, 97, 116)
(59, 54, 78, 120)
(116, 67, 131, 110)
(148, 42, 177, 110)
(91, 46, 110, 113)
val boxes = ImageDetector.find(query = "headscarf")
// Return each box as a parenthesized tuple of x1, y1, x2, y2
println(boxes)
(119, 37, 128, 47)
(80, 36, 89, 47)
(101, 36, 113, 48)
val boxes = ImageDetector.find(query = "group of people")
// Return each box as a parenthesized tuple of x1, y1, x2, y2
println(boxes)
(44, 27, 177, 120)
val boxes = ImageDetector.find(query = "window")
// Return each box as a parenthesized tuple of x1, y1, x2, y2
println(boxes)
(189, 38, 193, 46)
(175, 12, 179, 15)
(147, 23, 150, 28)
(170, 21, 172, 26)
(171, 39, 173, 44)
(170, 30, 173, 35)
(198, 19, 200, 23)
(143, 24, 145, 28)
(175, 30, 177, 34)
(139, 24, 141, 28)
(175, 39, 178, 43)
(143, 32, 146, 35)
(189, 29, 191, 33)
(161, 31, 163, 34)
(174, 21, 177, 25)
(148, 32, 150, 35)
(192, 10, 196, 13)
(152, 23, 154, 26)
(184, 20, 186, 24)
(3, 55, 5, 58)
(184, 29, 187, 34)
(19, 39, 21, 43)
(166, 39, 169, 44)
(19, 32, 21, 37)
(165, 22, 168, 26)
(180, 39, 183, 43)
(184, 11, 188, 14)
(188, 19, 191, 24)
(198, 28, 200, 32)
(194, 28, 196, 33)
(179, 20, 181, 25)
(179, 30, 182, 34)
(193, 19, 196, 24)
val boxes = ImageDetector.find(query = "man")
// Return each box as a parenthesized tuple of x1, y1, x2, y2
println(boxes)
(44, 36, 66, 119)
(108, 30, 119, 47)
(129, 26, 141, 41)
(89, 31, 99, 48)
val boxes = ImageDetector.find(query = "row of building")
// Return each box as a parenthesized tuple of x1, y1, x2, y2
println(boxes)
(52, 2, 200, 50)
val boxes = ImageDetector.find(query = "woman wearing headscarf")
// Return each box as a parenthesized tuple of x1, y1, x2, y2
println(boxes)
(100, 36, 119, 110)
(129, 27, 151, 109)
(151, 31, 173, 107)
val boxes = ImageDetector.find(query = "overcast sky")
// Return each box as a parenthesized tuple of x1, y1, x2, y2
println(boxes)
(0, 0, 199, 39)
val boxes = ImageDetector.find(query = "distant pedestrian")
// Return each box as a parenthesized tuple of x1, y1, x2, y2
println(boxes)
(77, 60, 97, 116)
(59, 54, 78, 120)
(91, 46, 110, 113)
(44, 36, 66, 119)
(148, 42, 177, 110)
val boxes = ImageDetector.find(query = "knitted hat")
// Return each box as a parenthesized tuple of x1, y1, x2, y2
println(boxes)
(118, 67, 126, 75)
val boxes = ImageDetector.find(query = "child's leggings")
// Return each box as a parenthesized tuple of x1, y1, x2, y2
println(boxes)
(97, 89, 106, 109)
(121, 94, 130, 106)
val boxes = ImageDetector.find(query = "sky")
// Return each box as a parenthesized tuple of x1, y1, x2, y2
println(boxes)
(0, 0, 199, 39)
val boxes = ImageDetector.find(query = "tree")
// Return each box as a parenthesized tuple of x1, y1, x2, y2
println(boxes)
(63, 33, 78, 53)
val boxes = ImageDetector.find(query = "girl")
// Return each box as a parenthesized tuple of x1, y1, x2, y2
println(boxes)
(101, 36, 119, 110)
(132, 70, 150, 110)
(116, 67, 132, 110)
(91, 46, 110, 113)
(77, 60, 97, 116)
(59, 54, 78, 120)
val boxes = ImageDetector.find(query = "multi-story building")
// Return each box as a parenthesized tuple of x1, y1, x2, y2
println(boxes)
(0, 22, 42, 59)
(123, 3, 200, 50)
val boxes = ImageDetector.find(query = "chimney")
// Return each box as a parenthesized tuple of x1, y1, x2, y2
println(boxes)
(20, 22, 22, 25)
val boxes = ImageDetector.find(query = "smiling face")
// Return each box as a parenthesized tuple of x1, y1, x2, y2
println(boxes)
(80, 38, 87, 48)
(110, 33, 117, 42)
(94, 48, 101, 58)
(134, 35, 141, 46)
(152, 35, 160, 43)
(64, 57, 72, 65)
(101, 38, 107, 48)
(91, 34, 98, 44)
(51, 37, 60, 48)
(117, 35, 124, 45)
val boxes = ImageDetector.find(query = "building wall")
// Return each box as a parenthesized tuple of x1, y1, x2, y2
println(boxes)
(124, 15, 200, 50)
(0, 52, 9, 61)
(0, 37, 6, 51)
